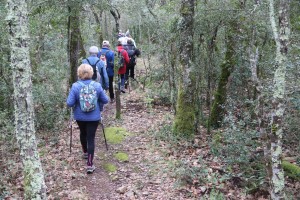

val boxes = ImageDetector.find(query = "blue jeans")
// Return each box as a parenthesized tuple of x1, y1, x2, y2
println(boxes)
(118, 74, 125, 89)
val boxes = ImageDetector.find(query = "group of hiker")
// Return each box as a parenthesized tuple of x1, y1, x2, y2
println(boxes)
(66, 30, 140, 174)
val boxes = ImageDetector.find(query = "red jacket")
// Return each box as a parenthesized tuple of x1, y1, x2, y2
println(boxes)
(117, 46, 130, 74)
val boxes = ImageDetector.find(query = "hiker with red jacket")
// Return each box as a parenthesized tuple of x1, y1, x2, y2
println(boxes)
(116, 41, 130, 93)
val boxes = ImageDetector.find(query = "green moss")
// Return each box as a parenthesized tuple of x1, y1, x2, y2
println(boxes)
(271, 124, 278, 134)
(105, 127, 127, 144)
(102, 163, 117, 173)
(39, 149, 46, 157)
(212, 132, 222, 145)
(209, 29, 236, 129)
(173, 86, 195, 136)
(114, 152, 129, 162)
(282, 161, 300, 180)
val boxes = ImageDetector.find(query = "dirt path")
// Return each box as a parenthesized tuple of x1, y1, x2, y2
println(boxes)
(70, 84, 189, 200)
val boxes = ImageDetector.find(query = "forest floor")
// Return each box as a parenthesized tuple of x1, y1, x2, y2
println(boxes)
(45, 83, 200, 200)
(5, 64, 299, 199)
(3, 84, 298, 199)
(40, 81, 275, 200)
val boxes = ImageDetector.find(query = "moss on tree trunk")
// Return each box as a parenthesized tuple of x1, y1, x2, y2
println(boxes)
(69, 4, 86, 87)
(282, 161, 300, 181)
(267, 0, 290, 199)
(6, 0, 47, 199)
(173, 0, 196, 136)
(209, 30, 235, 128)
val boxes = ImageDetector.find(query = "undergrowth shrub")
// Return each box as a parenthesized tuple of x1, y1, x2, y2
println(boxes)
(0, 110, 21, 198)
(31, 32, 68, 133)
(210, 99, 267, 193)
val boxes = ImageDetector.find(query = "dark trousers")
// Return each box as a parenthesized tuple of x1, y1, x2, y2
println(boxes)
(77, 120, 99, 166)
(125, 64, 135, 81)
(118, 74, 125, 89)
(108, 76, 114, 99)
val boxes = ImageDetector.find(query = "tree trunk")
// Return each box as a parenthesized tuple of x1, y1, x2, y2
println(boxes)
(6, 0, 47, 199)
(209, 23, 236, 128)
(110, 7, 120, 34)
(267, 0, 290, 199)
(110, 6, 122, 119)
(104, 11, 108, 40)
(91, 7, 104, 46)
(173, 0, 195, 136)
(69, 4, 86, 87)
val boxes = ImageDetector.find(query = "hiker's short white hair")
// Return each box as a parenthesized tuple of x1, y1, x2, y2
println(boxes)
(102, 40, 110, 47)
(77, 64, 93, 80)
(89, 46, 99, 54)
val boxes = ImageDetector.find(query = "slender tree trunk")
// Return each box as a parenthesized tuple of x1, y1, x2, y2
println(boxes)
(69, 4, 86, 87)
(110, 6, 121, 119)
(169, 42, 177, 113)
(267, 0, 290, 199)
(209, 23, 236, 128)
(6, 0, 47, 199)
(173, 0, 196, 136)
(91, 7, 104, 46)
(104, 11, 108, 40)
(110, 8, 120, 33)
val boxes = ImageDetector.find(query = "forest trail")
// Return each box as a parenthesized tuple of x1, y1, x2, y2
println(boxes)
(67, 82, 185, 199)
(40, 66, 274, 200)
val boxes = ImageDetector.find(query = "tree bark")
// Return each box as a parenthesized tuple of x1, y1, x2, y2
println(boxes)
(173, 0, 196, 136)
(68, 3, 86, 87)
(91, 6, 104, 46)
(209, 21, 236, 128)
(267, 0, 290, 199)
(6, 0, 47, 199)
(110, 7, 120, 33)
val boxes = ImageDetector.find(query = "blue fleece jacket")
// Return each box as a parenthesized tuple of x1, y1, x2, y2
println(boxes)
(82, 55, 109, 89)
(66, 80, 109, 121)
(98, 48, 115, 77)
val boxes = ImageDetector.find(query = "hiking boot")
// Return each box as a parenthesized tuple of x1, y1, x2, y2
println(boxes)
(110, 98, 115, 103)
(82, 152, 88, 159)
(120, 86, 126, 93)
(87, 165, 96, 174)
(124, 81, 128, 89)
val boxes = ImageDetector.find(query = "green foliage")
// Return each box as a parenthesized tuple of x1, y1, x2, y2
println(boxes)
(171, 156, 229, 198)
(153, 124, 182, 146)
(104, 127, 130, 144)
(114, 152, 129, 162)
(102, 163, 117, 173)
(282, 161, 300, 181)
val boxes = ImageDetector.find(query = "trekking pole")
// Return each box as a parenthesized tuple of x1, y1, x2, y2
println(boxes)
(69, 107, 73, 153)
(100, 118, 108, 151)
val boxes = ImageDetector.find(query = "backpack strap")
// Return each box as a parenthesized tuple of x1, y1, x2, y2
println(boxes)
(86, 59, 91, 65)
(77, 81, 85, 87)
(86, 59, 100, 67)
(78, 81, 95, 87)
(90, 81, 95, 86)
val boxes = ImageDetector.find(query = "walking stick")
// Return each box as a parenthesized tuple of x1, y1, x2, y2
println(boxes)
(69, 107, 73, 153)
(100, 118, 108, 151)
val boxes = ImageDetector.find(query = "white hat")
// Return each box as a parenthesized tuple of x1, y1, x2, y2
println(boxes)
(89, 46, 99, 54)
(102, 40, 110, 46)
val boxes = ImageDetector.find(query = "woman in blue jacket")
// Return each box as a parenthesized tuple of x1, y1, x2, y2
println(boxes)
(67, 64, 109, 174)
